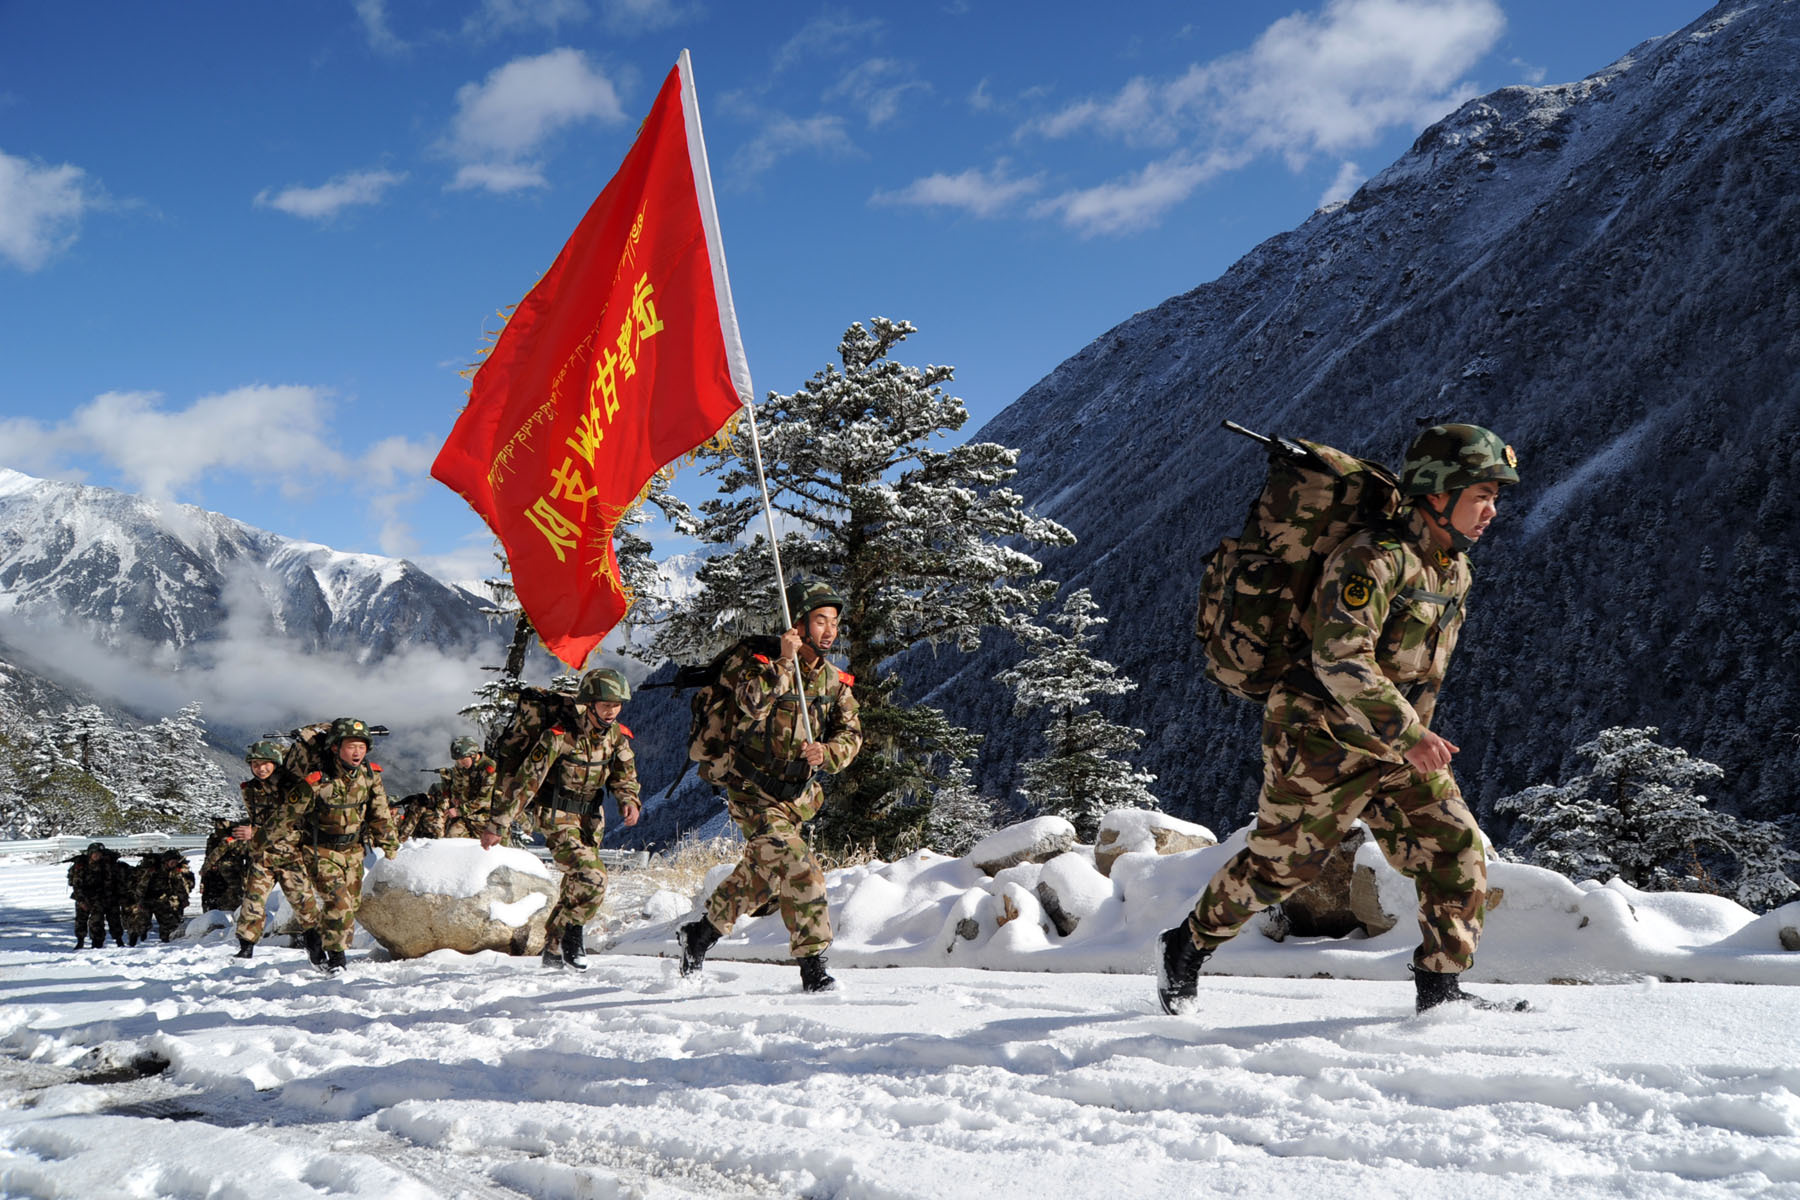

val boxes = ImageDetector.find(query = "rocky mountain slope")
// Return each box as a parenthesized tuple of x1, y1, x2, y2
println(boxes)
(910, 0, 1800, 837)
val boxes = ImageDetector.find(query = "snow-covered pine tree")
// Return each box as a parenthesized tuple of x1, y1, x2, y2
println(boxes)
(613, 468, 699, 664)
(919, 759, 1000, 857)
(461, 552, 533, 746)
(654, 318, 1074, 856)
(997, 587, 1159, 841)
(135, 702, 230, 826)
(1498, 725, 1799, 908)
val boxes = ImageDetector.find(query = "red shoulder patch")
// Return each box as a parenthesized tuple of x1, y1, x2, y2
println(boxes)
(484, 763, 496, 774)
(618, 723, 633, 739)
(752, 654, 770, 664)
(549, 726, 567, 737)
(239, 780, 252, 790)
(306, 771, 323, 785)
(369, 762, 382, 772)
(837, 669, 856, 687)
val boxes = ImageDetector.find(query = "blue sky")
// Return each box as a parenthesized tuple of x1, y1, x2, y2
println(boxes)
(0, 0, 1708, 587)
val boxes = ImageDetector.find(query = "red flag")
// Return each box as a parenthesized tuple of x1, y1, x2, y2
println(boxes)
(432, 52, 751, 668)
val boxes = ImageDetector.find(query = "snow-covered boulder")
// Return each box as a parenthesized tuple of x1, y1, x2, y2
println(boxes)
(357, 840, 558, 959)
(1034, 851, 1113, 937)
(969, 817, 1076, 876)
(1092, 809, 1216, 877)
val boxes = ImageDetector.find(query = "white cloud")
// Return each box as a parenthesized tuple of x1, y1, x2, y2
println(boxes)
(729, 113, 857, 179)
(600, 0, 688, 33)
(872, 162, 1043, 219)
(0, 148, 94, 271)
(254, 169, 406, 221)
(468, 0, 591, 35)
(353, 0, 408, 54)
(445, 48, 627, 192)
(826, 58, 931, 128)
(1006, 0, 1504, 234)
(1318, 159, 1366, 208)
(771, 13, 883, 75)
(1032, 149, 1246, 238)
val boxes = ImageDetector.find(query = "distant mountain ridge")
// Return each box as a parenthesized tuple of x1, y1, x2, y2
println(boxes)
(908, 0, 1800, 835)
(0, 468, 493, 660)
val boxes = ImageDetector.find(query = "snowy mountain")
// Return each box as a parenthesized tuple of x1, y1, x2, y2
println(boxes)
(906, 0, 1800, 834)
(0, 468, 493, 660)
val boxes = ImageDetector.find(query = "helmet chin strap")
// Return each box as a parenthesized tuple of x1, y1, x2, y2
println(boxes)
(1422, 489, 1475, 554)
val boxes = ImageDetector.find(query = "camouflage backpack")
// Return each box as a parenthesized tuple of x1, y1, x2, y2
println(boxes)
(638, 634, 783, 795)
(488, 685, 582, 802)
(1196, 423, 1403, 703)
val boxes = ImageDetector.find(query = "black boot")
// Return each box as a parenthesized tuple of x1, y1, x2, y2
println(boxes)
(302, 929, 327, 969)
(1412, 965, 1529, 1013)
(541, 926, 564, 969)
(561, 924, 589, 972)
(234, 937, 255, 960)
(797, 954, 837, 993)
(677, 918, 722, 977)
(1156, 920, 1212, 1015)
(74, 929, 85, 949)
(323, 949, 347, 976)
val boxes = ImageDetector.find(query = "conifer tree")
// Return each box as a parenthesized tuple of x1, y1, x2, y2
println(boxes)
(1498, 726, 1798, 908)
(655, 318, 1074, 856)
(998, 587, 1159, 841)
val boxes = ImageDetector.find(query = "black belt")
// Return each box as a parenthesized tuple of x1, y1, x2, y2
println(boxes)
(732, 751, 815, 803)
(313, 830, 361, 849)
(541, 790, 603, 816)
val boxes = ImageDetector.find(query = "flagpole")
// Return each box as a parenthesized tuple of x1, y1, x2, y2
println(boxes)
(678, 49, 814, 743)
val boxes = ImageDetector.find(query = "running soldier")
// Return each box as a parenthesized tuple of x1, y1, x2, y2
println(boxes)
(293, 717, 397, 975)
(231, 741, 325, 965)
(440, 736, 499, 838)
(137, 850, 194, 943)
(69, 842, 125, 949)
(677, 581, 863, 993)
(200, 816, 252, 913)
(1159, 424, 1526, 1015)
(481, 669, 640, 970)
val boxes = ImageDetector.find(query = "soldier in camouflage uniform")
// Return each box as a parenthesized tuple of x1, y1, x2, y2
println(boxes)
(231, 740, 325, 963)
(678, 581, 864, 993)
(68, 842, 125, 949)
(290, 717, 397, 975)
(482, 669, 640, 971)
(440, 736, 500, 838)
(1160, 425, 1528, 1015)
(135, 849, 194, 943)
(200, 816, 253, 913)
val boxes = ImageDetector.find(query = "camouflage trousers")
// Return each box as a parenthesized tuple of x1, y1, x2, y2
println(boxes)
(236, 848, 321, 943)
(75, 895, 122, 947)
(129, 894, 187, 944)
(305, 845, 368, 953)
(706, 794, 831, 959)
(539, 807, 608, 935)
(1188, 721, 1488, 975)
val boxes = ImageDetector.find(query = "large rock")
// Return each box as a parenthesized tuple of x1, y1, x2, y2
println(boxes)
(968, 817, 1076, 876)
(357, 841, 559, 959)
(1262, 826, 1401, 941)
(1092, 809, 1216, 877)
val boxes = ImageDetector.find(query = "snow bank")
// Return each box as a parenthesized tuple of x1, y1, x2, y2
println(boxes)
(363, 839, 552, 899)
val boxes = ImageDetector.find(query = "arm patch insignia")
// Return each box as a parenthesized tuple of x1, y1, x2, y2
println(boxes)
(1342, 573, 1376, 611)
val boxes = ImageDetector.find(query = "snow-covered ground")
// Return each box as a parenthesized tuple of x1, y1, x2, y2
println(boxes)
(4, 838, 1799, 1200)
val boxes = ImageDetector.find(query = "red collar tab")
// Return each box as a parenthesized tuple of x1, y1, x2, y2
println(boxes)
(618, 723, 633, 739)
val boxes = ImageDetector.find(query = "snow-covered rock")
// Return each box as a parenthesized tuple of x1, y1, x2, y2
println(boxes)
(968, 817, 1076, 876)
(1092, 808, 1216, 877)
(356, 841, 558, 959)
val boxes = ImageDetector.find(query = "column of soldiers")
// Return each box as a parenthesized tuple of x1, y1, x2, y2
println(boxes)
(65, 580, 865, 992)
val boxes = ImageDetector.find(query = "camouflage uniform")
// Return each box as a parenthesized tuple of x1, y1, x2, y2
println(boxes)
(200, 821, 253, 913)
(235, 769, 322, 944)
(1187, 506, 1488, 974)
(440, 756, 500, 838)
(489, 715, 639, 940)
(132, 850, 194, 943)
(69, 845, 126, 948)
(702, 646, 862, 959)
(295, 757, 397, 954)
(400, 785, 452, 840)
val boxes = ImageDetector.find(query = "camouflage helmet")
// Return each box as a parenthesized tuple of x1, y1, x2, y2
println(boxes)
(576, 668, 630, 704)
(450, 735, 482, 759)
(1401, 424, 1519, 496)
(784, 579, 847, 623)
(329, 716, 373, 746)
(245, 739, 285, 766)
(85, 841, 107, 855)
